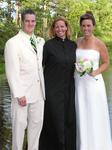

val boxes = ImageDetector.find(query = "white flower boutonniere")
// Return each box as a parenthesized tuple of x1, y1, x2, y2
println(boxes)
(37, 37, 42, 43)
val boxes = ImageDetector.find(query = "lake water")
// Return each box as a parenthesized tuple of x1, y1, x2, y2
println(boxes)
(0, 75, 27, 150)
(0, 67, 112, 149)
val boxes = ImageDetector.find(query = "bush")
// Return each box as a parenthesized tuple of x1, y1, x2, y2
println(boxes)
(0, 63, 5, 74)
(106, 42, 112, 64)
(0, 21, 19, 55)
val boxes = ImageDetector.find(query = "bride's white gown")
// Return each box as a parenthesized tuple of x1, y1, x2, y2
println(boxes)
(75, 49, 112, 150)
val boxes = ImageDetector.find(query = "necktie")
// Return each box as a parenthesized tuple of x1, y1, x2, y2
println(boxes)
(30, 37, 37, 54)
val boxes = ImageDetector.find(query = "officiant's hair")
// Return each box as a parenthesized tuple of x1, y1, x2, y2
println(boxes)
(21, 9, 36, 21)
(80, 11, 96, 26)
(49, 16, 71, 39)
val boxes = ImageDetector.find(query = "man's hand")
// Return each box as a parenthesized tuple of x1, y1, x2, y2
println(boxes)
(18, 96, 27, 107)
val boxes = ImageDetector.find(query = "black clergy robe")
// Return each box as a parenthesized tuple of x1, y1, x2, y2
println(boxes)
(39, 36, 77, 150)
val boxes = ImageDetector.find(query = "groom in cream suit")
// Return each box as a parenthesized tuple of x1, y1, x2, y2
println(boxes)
(4, 9, 45, 150)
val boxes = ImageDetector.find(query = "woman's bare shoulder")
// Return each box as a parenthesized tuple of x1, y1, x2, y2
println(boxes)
(95, 37, 107, 52)
(76, 37, 83, 45)
(95, 37, 104, 44)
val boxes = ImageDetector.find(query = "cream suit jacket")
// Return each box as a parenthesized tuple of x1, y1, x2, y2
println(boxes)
(5, 30, 45, 103)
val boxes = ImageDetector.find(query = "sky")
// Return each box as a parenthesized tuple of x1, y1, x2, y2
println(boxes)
(0, 1, 16, 19)
(0, 2, 8, 8)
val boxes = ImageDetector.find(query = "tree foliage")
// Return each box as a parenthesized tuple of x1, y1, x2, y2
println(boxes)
(0, 0, 112, 55)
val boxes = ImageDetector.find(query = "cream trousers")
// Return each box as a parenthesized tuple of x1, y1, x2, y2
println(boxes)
(11, 100, 44, 150)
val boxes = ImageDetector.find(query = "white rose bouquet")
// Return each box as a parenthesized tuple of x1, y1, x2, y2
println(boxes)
(75, 58, 93, 76)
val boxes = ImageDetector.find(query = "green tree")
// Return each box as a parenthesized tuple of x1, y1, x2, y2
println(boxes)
(0, 0, 112, 52)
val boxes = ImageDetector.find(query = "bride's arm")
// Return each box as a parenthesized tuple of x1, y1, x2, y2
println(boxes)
(91, 39, 109, 76)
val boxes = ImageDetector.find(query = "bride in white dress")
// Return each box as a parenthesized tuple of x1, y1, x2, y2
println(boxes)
(75, 12, 112, 150)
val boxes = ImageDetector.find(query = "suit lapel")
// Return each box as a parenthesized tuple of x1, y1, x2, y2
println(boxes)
(36, 39, 41, 66)
(35, 37, 44, 68)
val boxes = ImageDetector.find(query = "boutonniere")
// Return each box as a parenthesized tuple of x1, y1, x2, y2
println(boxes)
(37, 37, 42, 43)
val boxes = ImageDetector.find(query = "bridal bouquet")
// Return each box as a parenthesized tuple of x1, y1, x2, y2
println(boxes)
(75, 58, 93, 76)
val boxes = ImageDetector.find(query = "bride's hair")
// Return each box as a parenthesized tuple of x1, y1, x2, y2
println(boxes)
(80, 11, 96, 26)
(86, 11, 93, 16)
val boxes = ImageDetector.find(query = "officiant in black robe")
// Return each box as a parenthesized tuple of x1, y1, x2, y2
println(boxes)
(39, 16, 77, 150)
